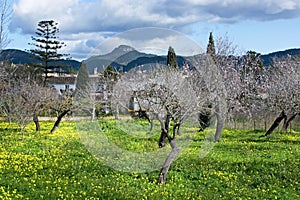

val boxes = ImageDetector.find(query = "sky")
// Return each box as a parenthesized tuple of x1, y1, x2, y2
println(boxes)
(5, 0, 300, 61)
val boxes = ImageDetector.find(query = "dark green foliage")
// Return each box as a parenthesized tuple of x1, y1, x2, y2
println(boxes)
(103, 65, 119, 81)
(246, 51, 264, 68)
(207, 32, 216, 55)
(241, 50, 264, 84)
(75, 63, 90, 93)
(198, 105, 212, 131)
(29, 20, 69, 85)
(167, 46, 178, 69)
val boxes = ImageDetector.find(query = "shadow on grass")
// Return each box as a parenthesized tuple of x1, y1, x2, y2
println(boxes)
(0, 127, 20, 131)
(222, 128, 300, 145)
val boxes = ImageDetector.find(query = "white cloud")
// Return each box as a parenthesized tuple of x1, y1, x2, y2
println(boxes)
(10, 0, 300, 33)
(8, 0, 300, 60)
(96, 28, 203, 57)
(11, 0, 79, 33)
(182, 0, 300, 21)
(59, 28, 203, 60)
(265, 0, 298, 14)
(60, 32, 113, 60)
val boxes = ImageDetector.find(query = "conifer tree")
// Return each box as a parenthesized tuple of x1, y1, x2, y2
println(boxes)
(206, 32, 216, 55)
(167, 46, 178, 69)
(29, 20, 68, 85)
(75, 63, 90, 93)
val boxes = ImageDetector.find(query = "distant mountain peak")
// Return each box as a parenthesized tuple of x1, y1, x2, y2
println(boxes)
(113, 45, 135, 53)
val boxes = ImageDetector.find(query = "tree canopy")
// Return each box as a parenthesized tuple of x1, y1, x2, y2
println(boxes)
(167, 46, 178, 69)
(206, 32, 216, 55)
(29, 20, 68, 85)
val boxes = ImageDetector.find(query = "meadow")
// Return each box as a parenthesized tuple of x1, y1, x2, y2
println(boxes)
(0, 120, 299, 199)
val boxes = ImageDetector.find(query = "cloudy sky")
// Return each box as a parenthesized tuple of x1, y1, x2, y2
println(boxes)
(6, 0, 300, 60)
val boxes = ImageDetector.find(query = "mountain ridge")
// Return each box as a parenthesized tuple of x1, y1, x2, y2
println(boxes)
(0, 49, 81, 72)
(1, 46, 299, 74)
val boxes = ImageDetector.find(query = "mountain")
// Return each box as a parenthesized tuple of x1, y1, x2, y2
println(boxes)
(83, 45, 188, 74)
(0, 49, 81, 71)
(83, 45, 154, 73)
(261, 48, 300, 66)
(2, 47, 299, 74)
(0, 49, 39, 64)
(84, 45, 300, 74)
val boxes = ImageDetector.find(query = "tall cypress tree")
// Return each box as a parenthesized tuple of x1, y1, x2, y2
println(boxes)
(167, 46, 178, 69)
(75, 63, 90, 93)
(29, 20, 68, 85)
(206, 32, 216, 55)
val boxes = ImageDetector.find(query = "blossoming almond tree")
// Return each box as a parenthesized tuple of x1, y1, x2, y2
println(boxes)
(0, 63, 56, 138)
(113, 66, 199, 183)
(262, 56, 300, 136)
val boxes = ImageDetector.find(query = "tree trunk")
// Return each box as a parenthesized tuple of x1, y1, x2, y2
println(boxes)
(33, 112, 40, 132)
(262, 111, 287, 137)
(50, 109, 70, 133)
(91, 105, 96, 121)
(138, 110, 153, 131)
(173, 123, 181, 136)
(158, 115, 170, 148)
(234, 118, 237, 129)
(149, 120, 153, 132)
(264, 118, 267, 131)
(214, 111, 224, 142)
(283, 113, 299, 132)
(198, 110, 211, 132)
(158, 128, 168, 148)
(157, 139, 180, 184)
(114, 104, 119, 120)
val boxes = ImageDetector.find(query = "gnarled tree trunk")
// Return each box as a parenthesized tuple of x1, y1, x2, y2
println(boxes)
(262, 111, 287, 137)
(214, 112, 224, 142)
(214, 102, 224, 142)
(158, 115, 170, 148)
(157, 138, 179, 184)
(157, 115, 181, 184)
(33, 112, 40, 131)
(50, 109, 70, 133)
(283, 113, 299, 132)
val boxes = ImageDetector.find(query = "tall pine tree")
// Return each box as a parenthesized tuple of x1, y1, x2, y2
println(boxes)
(206, 32, 216, 55)
(167, 46, 178, 69)
(29, 20, 68, 85)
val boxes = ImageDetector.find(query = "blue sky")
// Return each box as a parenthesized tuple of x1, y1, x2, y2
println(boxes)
(6, 0, 300, 61)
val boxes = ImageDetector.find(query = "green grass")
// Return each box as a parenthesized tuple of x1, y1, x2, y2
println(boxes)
(0, 120, 299, 199)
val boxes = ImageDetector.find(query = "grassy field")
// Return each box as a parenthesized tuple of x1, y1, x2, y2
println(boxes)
(0, 120, 299, 199)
